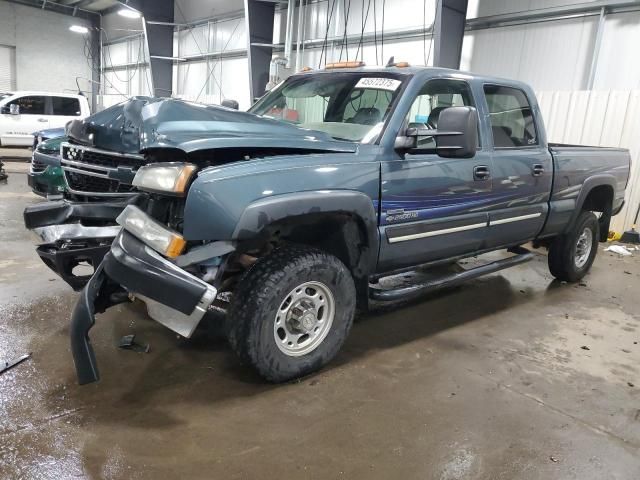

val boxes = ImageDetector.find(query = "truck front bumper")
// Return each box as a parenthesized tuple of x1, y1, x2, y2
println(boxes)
(71, 230, 217, 384)
(24, 196, 142, 290)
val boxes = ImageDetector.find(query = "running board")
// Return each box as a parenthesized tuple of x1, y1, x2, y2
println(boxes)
(369, 247, 534, 302)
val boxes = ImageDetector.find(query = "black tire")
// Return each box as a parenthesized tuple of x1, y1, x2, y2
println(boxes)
(548, 210, 599, 282)
(227, 246, 356, 382)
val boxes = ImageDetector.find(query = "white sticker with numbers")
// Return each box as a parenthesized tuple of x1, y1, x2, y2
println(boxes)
(354, 77, 402, 91)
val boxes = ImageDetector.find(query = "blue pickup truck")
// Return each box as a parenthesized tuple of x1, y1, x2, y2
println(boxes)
(24, 64, 630, 384)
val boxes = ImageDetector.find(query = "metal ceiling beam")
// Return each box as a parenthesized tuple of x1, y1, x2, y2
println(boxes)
(4, 0, 99, 19)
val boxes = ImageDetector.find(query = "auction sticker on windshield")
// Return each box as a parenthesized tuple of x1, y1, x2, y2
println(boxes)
(355, 78, 402, 91)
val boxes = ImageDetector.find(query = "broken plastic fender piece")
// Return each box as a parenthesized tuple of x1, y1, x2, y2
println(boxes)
(604, 245, 633, 256)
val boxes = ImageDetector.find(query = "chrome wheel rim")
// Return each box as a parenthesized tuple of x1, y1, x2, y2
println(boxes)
(273, 281, 335, 357)
(574, 227, 593, 268)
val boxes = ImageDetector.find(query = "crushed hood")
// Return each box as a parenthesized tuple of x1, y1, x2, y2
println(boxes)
(67, 97, 358, 155)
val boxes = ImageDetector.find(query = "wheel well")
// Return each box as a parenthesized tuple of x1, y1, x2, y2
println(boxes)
(581, 185, 613, 241)
(257, 212, 373, 278)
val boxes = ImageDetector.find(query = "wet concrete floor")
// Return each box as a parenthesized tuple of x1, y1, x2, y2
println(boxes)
(1, 170, 640, 479)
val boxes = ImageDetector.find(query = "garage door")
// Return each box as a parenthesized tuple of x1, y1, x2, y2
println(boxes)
(0, 45, 16, 91)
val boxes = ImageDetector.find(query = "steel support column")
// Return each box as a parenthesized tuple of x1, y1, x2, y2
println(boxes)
(433, 0, 468, 69)
(244, 0, 276, 101)
(138, 0, 174, 97)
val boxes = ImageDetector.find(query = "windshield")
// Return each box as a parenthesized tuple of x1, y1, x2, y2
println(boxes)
(249, 72, 407, 142)
(0, 93, 14, 103)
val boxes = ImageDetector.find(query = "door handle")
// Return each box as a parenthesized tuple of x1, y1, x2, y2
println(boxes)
(532, 164, 545, 176)
(37, 118, 48, 122)
(473, 165, 491, 181)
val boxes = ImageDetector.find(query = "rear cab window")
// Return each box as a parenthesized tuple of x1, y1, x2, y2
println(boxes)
(483, 85, 538, 148)
(52, 96, 81, 116)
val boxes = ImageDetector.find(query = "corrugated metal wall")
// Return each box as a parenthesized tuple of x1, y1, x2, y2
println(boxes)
(537, 90, 640, 232)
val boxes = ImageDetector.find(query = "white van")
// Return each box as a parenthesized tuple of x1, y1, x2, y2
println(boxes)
(0, 91, 90, 146)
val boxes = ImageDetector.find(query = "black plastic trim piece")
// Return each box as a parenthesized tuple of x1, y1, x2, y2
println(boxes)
(70, 263, 106, 385)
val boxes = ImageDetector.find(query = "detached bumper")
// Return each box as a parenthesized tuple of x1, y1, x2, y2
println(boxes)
(24, 196, 143, 290)
(71, 231, 217, 384)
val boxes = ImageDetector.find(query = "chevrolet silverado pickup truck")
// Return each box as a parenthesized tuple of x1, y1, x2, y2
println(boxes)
(24, 64, 630, 385)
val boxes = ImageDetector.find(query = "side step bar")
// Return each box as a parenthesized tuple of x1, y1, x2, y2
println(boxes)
(369, 247, 534, 302)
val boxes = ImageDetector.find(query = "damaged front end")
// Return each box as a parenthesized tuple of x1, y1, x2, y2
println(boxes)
(72, 229, 221, 384)
(67, 163, 234, 384)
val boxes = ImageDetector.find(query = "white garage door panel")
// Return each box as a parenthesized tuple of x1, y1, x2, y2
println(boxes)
(0, 45, 16, 91)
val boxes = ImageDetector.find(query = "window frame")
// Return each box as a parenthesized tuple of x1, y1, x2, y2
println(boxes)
(482, 83, 540, 150)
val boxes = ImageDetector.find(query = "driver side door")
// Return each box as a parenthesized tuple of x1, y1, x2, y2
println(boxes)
(377, 78, 493, 272)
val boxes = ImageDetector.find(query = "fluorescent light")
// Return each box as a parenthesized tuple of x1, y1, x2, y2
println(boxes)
(118, 8, 141, 19)
(69, 25, 89, 34)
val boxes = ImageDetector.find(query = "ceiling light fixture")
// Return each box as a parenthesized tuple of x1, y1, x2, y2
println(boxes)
(118, 8, 141, 19)
(69, 25, 89, 34)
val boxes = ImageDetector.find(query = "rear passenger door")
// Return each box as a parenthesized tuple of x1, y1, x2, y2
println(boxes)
(50, 96, 82, 129)
(482, 85, 552, 248)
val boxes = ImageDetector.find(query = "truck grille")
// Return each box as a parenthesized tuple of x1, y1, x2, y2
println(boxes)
(61, 143, 144, 196)
(31, 157, 47, 173)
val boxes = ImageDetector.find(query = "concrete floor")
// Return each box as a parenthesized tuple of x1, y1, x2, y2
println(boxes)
(1, 168, 640, 479)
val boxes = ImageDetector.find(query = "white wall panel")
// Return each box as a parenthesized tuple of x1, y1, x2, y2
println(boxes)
(592, 11, 640, 90)
(0, 2, 92, 97)
(463, 16, 596, 90)
(537, 90, 640, 233)
(467, 0, 602, 19)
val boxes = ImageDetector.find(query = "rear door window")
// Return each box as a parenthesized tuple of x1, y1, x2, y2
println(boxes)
(52, 96, 81, 116)
(483, 85, 538, 148)
(8, 95, 46, 114)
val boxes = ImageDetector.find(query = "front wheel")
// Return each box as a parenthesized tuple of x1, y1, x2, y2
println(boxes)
(548, 210, 599, 282)
(227, 246, 356, 382)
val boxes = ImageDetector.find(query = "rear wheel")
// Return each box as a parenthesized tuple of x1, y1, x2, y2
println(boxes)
(548, 210, 599, 282)
(228, 246, 356, 382)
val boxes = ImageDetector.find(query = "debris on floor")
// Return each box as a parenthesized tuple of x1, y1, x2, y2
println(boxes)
(118, 334, 150, 353)
(604, 245, 633, 256)
(0, 353, 31, 376)
(580, 345, 590, 351)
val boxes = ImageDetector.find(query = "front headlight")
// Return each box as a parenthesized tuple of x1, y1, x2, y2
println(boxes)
(132, 162, 197, 195)
(116, 205, 186, 258)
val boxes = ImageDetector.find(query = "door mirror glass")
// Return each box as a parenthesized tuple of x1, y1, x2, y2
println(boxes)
(9, 104, 19, 115)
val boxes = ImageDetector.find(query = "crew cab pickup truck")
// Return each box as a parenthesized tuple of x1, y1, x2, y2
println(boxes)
(23, 65, 630, 385)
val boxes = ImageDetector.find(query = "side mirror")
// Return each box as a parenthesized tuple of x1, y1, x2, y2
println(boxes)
(221, 99, 239, 110)
(395, 106, 478, 158)
(9, 104, 20, 115)
(434, 106, 478, 158)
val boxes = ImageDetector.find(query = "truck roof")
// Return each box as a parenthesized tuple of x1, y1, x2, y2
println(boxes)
(293, 65, 533, 91)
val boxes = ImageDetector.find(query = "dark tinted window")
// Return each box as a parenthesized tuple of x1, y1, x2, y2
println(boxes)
(484, 85, 537, 148)
(8, 95, 46, 114)
(52, 96, 81, 116)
